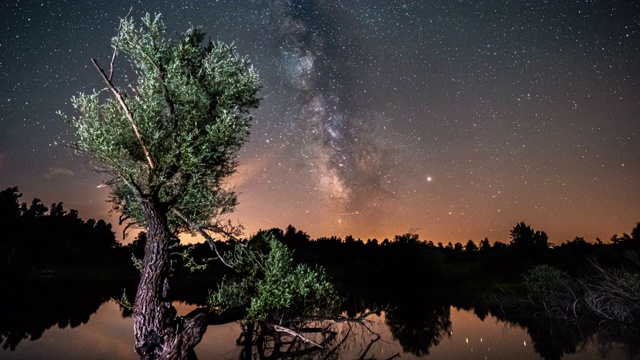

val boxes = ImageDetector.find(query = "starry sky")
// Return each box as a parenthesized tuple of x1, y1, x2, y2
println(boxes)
(1, 0, 639, 245)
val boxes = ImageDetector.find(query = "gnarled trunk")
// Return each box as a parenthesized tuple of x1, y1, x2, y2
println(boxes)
(133, 197, 208, 359)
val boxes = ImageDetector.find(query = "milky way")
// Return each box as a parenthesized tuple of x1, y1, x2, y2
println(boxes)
(272, 0, 397, 219)
(1, 0, 638, 243)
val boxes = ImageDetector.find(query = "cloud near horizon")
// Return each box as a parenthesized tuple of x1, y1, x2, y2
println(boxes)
(228, 158, 264, 190)
(44, 167, 76, 179)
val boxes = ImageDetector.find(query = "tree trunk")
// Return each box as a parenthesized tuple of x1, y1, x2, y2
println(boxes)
(133, 197, 208, 359)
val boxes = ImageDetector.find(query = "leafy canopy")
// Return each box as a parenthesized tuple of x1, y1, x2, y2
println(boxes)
(208, 234, 340, 322)
(63, 14, 260, 232)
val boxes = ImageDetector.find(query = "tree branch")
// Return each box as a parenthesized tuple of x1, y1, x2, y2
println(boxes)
(91, 58, 155, 171)
(157, 69, 176, 128)
(170, 207, 233, 269)
(289, 306, 388, 325)
(272, 325, 324, 349)
(108, 7, 133, 82)
(201, 221, 242, 243)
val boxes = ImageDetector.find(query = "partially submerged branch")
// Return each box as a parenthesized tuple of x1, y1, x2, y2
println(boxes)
(233, 309, 393, 360)
(272, 324, 324, 349)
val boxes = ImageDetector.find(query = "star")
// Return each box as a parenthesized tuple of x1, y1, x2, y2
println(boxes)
(0, 0, 638, 244)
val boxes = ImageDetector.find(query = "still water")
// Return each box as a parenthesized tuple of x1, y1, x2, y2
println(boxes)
(1, 300, 631, 359)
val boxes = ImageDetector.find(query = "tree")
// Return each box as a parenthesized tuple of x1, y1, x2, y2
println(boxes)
(0, 187, 21, 221)
(611, 222, 640, 248)
(632, 222, 640, 242)
(493, 241, 508, 250)
(0, 187, 23, 274)
(479, 237, 491, 252)
(62, 14, 260, 359)
(464, 239, 478, 252)
(509, 221, 549, 250)
(209, 234, 339, 324)
(21, 199, 48, 219)
(394, 232, 420, 244)
(282, 224, 310, 248)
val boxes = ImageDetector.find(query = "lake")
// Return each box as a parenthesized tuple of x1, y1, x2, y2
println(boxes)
(1, 299, 633, 359)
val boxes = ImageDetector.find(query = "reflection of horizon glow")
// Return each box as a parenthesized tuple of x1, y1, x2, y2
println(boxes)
(4, 301, 136, 359)
(4, 302, 623, 359)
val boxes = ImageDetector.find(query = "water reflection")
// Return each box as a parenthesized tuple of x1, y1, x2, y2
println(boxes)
(386, 302, 451, 356)
(492, 308, 640, 360)
(0, 279, 124, 351)
(233, 318, 381, 359)
(1, 283, 638, 359)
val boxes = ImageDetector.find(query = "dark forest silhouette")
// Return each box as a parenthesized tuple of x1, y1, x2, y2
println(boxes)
(3, 184, 639, 288)
(0, 186, 131, 278)
(2, 184, 639, 293)
(2, 185, 639, 359)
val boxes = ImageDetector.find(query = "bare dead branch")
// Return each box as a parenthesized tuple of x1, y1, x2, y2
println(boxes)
(170, 207, 233, 268)
(121, 221, 135, 239)
(272, 325, 323, 349)
(91, 58, 155, 171)
(201, 221, 242, 243)
(108, 7, 133, 82)
(383, 354, 402, 360)
(118, 213, 130, 225)
(157, 69, 176, 127)
(322, 322, 351, 360)
(357, 332, 381, 360)
(290, 306, 388, 326)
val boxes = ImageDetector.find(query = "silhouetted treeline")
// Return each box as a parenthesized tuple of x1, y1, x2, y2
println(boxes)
(164, 220, 640, 300)
(1, 184, 638, 359)
(4, 184, 639, 297)
(0, 186, 133, 278)
(185, 221, 640, 300)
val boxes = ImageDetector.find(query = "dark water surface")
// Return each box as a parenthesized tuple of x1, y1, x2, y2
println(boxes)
(1, 299, 632, 360)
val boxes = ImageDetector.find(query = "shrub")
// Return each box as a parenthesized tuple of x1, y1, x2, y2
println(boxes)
(523, 264, 572, 301)
(208, 234, 340, 322)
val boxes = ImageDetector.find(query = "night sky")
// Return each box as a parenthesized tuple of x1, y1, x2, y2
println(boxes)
(1, 1, 639, 245)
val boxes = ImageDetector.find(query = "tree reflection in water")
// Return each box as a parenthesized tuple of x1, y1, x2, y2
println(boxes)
(0, 279, 124, 351)
(3, 282, 640, 359)
(493, 306, 640, 360)
(385, 303, 452, 357)
(232, 309, 400, 360)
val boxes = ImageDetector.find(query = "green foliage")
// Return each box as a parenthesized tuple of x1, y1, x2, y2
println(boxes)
(114, 288, 134, 310)
(617, 272, 640, 293)
(131, 253, 143, 271)
(208, 234, 340, 322)
(523, 264, 572, 300)
(61, 13, 260, 233)
(174, 245, 214, 273)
